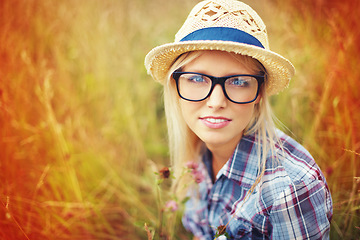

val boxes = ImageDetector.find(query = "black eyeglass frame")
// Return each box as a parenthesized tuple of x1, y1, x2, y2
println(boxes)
(172, 71, 265, 104)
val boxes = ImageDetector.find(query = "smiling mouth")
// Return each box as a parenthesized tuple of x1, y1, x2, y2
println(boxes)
(200, 117, 232, 129)
(202, 117, 230, 124)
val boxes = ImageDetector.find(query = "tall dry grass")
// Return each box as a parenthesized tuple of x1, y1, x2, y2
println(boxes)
(270, 0, 360, 238)
(0, 0, 194, 239)
(0, 0, 359, 239)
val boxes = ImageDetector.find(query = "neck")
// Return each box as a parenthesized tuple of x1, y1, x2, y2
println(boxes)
(207, 139, 239, 179)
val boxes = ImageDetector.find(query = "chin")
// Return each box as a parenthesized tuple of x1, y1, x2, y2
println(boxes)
(201, 136, 240, 148)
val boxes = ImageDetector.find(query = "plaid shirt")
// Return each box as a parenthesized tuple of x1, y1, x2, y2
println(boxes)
(182, 129, 332, 239)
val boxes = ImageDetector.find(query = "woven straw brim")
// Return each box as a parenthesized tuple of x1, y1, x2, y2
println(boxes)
(145, 41, 295, 96)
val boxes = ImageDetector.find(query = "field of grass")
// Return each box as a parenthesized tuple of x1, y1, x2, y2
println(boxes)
(0, 0, 359, 239)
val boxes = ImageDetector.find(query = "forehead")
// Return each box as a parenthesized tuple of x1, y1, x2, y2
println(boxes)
(182, 50, 259, 76)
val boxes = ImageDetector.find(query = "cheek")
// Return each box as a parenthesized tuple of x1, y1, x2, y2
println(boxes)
(233, 104, 256, 124)
(179, 100, 195, 122)
(179, 100, 203, 127)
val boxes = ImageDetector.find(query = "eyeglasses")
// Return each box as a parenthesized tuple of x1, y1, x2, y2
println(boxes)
(172, 72, 264, 104)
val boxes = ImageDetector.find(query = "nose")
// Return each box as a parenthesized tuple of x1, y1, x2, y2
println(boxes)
(206, 85, 227, 109)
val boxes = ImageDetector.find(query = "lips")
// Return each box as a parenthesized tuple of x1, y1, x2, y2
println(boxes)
(200, 116, 231, 129)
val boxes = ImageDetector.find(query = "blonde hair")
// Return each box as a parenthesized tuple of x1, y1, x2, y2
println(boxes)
(163, 51, 281, 198)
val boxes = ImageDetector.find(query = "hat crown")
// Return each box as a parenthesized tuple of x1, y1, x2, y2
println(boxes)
(175, 0, 269, 49)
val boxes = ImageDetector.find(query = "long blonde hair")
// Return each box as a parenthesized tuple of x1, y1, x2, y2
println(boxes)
(163, 51, 280, 198)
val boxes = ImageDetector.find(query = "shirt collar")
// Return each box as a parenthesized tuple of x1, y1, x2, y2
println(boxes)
(203, 132, 260, 188)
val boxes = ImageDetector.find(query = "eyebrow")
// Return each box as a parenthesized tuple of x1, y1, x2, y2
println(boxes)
(180, 68, 254, 77)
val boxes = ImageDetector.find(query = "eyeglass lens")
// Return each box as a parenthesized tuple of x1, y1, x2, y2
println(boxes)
(176, 73, 259, 103)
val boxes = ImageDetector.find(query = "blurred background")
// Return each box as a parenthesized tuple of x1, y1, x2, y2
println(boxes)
(0, 0, 359, 239)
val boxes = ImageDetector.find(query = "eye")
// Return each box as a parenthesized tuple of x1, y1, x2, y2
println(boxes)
(227, 77, 250, 87)
(184, 74, 209, 84)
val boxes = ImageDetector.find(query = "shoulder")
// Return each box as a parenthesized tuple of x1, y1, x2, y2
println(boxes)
(259, 129, 332, 238)
(270, 128, 324, 183)
(258, 128, 331, 209)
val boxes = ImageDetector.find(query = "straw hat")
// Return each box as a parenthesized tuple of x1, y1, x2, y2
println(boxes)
(145, 0, 295, 96)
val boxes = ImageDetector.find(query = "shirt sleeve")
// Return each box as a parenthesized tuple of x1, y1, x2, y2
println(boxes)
(269, 179, 332, 239)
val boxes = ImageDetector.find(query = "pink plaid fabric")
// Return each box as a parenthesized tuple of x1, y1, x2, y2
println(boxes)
(183, 129, 332, 239)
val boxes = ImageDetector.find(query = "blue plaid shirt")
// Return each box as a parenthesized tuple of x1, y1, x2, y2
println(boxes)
(182, 129, 332, 239)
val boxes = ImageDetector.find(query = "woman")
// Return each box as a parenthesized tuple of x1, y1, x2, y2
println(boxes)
(145, 0, 332, 239)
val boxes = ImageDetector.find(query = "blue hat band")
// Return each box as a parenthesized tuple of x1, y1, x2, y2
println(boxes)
(180, 27, 265, 49)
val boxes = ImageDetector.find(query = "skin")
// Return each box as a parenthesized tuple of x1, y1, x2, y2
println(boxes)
(179, 50, 261, 179)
